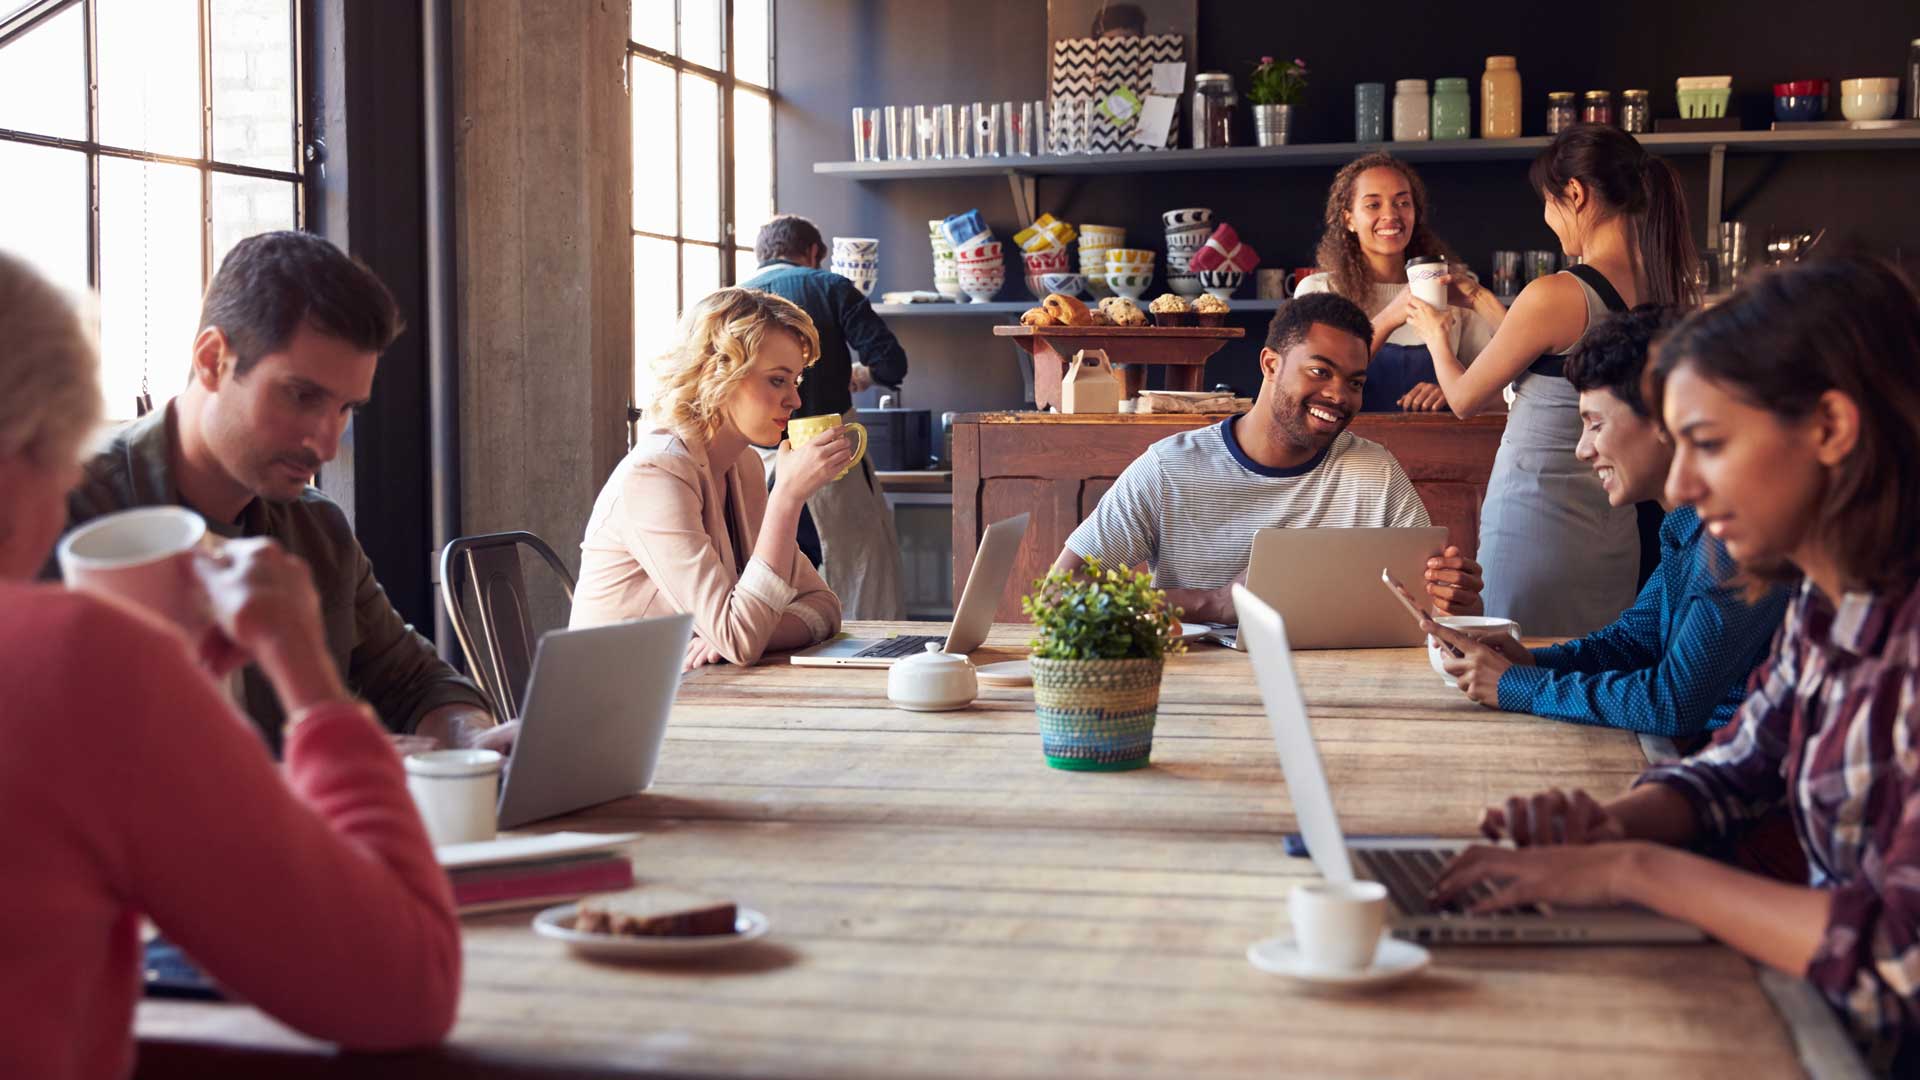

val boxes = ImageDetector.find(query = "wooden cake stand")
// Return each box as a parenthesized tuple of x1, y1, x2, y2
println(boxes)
(992, 325, 1246, 410)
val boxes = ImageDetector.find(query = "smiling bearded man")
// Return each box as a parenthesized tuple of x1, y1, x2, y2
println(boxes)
(1051, 291, 1485, 624)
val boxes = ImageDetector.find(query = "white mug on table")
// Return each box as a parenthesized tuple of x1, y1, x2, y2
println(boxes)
(56, 506, 223, 652)
(1289, 880, 1389, 972)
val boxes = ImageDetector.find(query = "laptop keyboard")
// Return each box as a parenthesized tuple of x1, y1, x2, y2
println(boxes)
(852, 634, 944, 659)
(1354, 847, 1506, 916)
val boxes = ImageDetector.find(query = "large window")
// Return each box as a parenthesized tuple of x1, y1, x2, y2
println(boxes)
(629, 0, 775, 409)
(0, 0, 302, 420)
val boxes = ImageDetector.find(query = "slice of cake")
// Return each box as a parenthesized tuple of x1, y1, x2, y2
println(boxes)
(573, 887, 738, 937)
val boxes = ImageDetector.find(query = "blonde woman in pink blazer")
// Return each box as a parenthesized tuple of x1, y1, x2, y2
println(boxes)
(571, 288, 846, 669)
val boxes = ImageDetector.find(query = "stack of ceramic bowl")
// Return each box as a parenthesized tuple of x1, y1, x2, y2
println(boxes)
(928, 220, 961, 299)
(1023, 247, 1071, 298)
(830, 237, 879, 297)
(1077, 223, 1125, 298)
(1197, 270, 1244, 299)
(954, 238, 1005, 303)
(1162, 209, 1211, 298)
(1103, 248, 1156, 301)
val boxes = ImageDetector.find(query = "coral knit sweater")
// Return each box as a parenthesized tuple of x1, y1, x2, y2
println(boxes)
(0, 582, 462, 1078)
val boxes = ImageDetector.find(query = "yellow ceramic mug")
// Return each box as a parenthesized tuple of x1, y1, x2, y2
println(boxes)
(785, 414, 867, 481)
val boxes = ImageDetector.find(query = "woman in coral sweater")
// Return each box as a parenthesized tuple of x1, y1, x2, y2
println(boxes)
(0, 252, 461, 1078)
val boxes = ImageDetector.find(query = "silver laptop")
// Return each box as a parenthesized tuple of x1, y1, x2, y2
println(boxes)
(495, 612, 693, 830)
(1208, 526, 1448, 650)
(1233, 584, 1704, 946)
(791, 513, 1030, 667)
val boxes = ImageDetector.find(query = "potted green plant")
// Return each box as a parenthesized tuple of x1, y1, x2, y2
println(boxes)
(1022, 559, 1185, 771)
(1247, 56, 1308, 146)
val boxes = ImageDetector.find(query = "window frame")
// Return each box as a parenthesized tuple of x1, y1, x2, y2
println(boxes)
(0, 0, 306, 413)
(627, 0, 776, 352)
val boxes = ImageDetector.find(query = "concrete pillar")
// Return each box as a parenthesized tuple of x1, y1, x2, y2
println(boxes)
(452, 0, 631, 628)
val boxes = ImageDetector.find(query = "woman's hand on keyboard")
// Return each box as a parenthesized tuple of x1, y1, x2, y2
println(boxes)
(1480, 787, 1625, 847)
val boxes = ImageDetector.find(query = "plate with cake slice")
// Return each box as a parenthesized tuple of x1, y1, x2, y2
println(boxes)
(533, 886, 769, 959)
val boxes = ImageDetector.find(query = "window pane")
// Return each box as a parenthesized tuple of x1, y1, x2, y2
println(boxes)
(679, 0, 719, 68)
(0, 142, 88, 298)
(98, 158, 204, 420)
(0, 3, 86, 139)
(683, 243, 719, 309)
(732, 87, 772, 245)
(630, 58, 675, 236)
(211, 0, 297, 171)
(633, 235, 677, 409)
(211, 173, 296, 272)
(678, 72, 719, 242)
(630, 0, 672, 53)
(97, 0, 202, 158)
(733, 0, 769, 86)
(734, 247, 758, 285)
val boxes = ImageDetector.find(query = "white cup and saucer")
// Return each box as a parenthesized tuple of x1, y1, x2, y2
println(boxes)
(1427, 615, 1521, 687)
(1246, 880, 1430, 992)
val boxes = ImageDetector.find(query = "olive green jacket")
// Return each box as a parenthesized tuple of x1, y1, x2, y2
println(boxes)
(53, 404, 490, 754)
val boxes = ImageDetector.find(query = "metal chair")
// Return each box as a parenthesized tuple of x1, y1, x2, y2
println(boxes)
(439, 531, 575, 721)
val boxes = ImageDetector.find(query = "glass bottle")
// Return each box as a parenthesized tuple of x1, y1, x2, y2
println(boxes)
(1621, 89, 1650, 133)
(1393, 79, 1430, 141)
(1192, 72, 1236, 148)
(1355, 82, 1386, 142)
(1432, 78, 1471, 139)
(1546, 91, 1577, 133)
(1582, 90, 1614, 126)
(1481, 56, 1522, 138)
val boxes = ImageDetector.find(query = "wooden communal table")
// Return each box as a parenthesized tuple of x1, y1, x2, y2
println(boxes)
(136, 625, 1808, 1079)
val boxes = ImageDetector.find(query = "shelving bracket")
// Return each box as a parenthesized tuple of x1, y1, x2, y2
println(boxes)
(1705, 144, 1727, 249)
(1004, 170, 1037, 228)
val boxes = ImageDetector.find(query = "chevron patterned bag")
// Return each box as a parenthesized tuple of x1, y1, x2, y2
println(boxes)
(1049, 34, 1185, 153)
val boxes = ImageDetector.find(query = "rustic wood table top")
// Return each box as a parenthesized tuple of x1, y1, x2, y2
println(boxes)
(135, 622, 1805, 1079)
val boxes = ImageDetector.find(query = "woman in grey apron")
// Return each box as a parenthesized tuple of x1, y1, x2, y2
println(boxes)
(1406, 126, 1698, 637)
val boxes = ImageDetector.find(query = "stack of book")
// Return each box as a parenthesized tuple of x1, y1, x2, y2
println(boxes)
(439, 832, 639, 915)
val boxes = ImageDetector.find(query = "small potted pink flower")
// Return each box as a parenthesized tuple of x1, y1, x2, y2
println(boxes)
(1247, 56, 1308, 146)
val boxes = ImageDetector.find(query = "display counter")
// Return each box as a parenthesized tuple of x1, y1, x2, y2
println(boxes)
(952, 411, 1507, 620)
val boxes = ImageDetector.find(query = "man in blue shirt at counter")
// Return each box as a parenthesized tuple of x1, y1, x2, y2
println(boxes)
(741, 214, 910, 619)
(1429, 305, 1789, 740)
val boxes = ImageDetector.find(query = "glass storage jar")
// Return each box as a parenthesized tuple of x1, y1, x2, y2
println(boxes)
(1393, 79, 1430, 141)
(1481, 55, 1522, 137)
(1432, 77, 1471, 139)
(1621, 89, 1649, 133)
(1582, 89, 1614, 126)
(1546, 91, 1577, 133)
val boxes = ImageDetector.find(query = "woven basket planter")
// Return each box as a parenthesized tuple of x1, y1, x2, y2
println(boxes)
(1030, 656, 1165, 771)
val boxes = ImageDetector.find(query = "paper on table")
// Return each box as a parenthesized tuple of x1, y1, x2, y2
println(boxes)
(437, 830, 640, 870)
(1134, 95, 1177, 148)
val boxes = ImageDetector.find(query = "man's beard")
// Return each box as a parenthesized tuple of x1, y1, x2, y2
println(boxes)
(1268, 386, 1350, 454)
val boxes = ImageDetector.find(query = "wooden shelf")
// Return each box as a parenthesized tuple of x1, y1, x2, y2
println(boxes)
(816, 128, 1920, 180)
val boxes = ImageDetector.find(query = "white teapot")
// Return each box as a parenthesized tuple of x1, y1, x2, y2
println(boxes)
(887, 642, 978, 712)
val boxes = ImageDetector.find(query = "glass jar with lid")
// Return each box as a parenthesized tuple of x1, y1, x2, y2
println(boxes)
(1393, 79, 1431, 141)
(1432, 77, 1471, 139)
(1582, 89, 1614, 126)
(1192, 72, 1236, 148)
(1621, 89, 1650, 133)
(1482, 56, 1522, 138)
(1546, 91, 1577, 133)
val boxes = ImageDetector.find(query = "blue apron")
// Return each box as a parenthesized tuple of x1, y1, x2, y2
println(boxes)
(1362, 342, 1437, 412)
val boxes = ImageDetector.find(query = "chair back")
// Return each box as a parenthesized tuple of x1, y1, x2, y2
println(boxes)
(439, 531, 575, 720)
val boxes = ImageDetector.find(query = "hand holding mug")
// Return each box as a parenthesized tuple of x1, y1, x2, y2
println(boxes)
(1403, 294, 1454, 351)
(194, 538, 346, 712)
(774, 425, 856, 503)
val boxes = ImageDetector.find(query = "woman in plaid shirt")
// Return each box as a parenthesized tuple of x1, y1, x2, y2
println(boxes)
(1431, 257, 1920, 1068)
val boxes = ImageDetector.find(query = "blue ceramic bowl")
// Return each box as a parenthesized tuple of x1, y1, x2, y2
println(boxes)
(1773, 94, 1823, 122)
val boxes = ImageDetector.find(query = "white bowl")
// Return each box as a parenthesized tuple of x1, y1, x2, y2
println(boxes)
(1197, 269, 1243, 299)
(1038, 272, 1087, 297)
(1840, 77, 1901, 94)
(1165, 271, 1202, 298)
(1840, 91, 1898, 121)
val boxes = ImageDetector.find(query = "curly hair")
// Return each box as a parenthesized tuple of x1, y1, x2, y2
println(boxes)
(1312, 153, 1454, 314)
(0, 251, 100, 468)
(647, 287, 820, 443)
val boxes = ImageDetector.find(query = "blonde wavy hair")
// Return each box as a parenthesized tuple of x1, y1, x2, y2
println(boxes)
(648, 287, 820, 442)
(0, 251, 101, 468)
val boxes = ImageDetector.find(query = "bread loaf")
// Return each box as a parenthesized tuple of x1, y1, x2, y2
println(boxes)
(574, 887, 738, 937)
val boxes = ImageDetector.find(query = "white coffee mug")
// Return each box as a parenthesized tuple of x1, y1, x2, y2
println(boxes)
(1289, 879, 1388, 972)
(57, 506, 220, 648)
(1429, 614, 1522, 686)
(404, 749, 504, 846)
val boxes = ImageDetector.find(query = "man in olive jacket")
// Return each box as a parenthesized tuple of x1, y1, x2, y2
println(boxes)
(57, 231, 505, 756)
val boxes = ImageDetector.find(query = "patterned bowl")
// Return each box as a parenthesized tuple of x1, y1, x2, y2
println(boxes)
(1197, 269, 1244, 300)
(1165, 270, 1202, 298)
(1038, 272, 1087, 298)
(1105, 248, 1156, 269)
(1106, 271, 1154, 300)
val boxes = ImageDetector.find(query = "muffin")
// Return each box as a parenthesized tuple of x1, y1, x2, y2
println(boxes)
(1193, 293, 1231, 327)
(1098, 296, 1147, 327)
(1148, 293, 1193, 327)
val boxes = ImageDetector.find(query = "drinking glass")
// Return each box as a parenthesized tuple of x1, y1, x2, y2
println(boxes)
(851, 107, 870, 162)
(916, 105, 940, 159)
(1491, 250, 1521, 301)
(975, 101, 1001, 157)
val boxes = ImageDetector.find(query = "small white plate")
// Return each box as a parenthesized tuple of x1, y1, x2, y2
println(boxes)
(975, 659, 1032, 687)
(1245, 934, 1430, 993)
(533, 903, 770, 960)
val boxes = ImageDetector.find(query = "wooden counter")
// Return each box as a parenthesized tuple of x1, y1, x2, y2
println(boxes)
(952, 412, 1508, 621)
